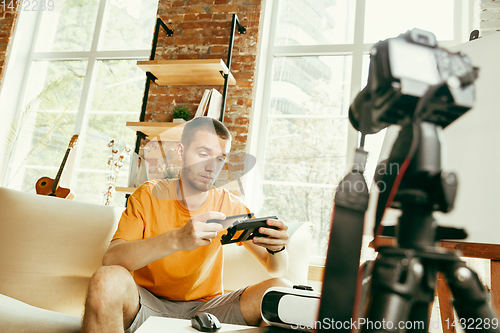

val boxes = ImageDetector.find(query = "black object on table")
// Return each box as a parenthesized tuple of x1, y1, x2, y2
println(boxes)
(191, 312, 221, 332)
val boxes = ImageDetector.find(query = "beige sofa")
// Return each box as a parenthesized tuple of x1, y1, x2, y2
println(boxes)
(0, 187, 313, 333)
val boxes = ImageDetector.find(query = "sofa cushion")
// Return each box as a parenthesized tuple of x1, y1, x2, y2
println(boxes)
(0, 188, 123, 316)
(222, 222, 314, 291)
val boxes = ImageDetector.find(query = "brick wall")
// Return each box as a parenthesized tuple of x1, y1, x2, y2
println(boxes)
(0, 6, 18, 87)
(143, 0, 262, 184)
(474, 0, 500, 37)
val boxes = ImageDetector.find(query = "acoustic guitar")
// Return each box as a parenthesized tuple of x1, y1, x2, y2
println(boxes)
(35, 135, 78, 199)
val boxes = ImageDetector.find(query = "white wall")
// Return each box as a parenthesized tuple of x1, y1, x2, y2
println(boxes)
(434, 32, 500, 244)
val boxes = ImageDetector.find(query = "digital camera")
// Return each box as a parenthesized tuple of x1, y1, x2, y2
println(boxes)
(349, 28, 479, 135)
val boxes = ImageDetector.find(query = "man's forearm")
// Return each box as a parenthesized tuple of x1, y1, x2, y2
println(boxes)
(266, 249, 288, 277)
(104, 212, 224, 271)
(102, 230, 180, 271)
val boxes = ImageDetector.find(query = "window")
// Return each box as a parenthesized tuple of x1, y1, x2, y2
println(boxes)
(1, 0, 158, 206)
(250, 0, 471, 257)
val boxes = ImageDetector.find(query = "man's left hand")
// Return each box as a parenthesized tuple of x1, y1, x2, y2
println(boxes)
(252, 219, 289, 253)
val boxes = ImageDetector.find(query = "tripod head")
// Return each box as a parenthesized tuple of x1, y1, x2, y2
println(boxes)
(349, 28, 479, 248)
(384, 120, 464, 248)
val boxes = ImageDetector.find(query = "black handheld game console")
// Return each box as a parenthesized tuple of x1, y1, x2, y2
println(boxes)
(206, 213, 254, 230)
(207, 214, 279, 245)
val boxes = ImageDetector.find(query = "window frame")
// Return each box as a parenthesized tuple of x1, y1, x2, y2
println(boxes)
(0, 0, 154, 191)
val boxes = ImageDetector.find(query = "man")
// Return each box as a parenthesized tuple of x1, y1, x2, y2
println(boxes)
(82, 117, 290, 332)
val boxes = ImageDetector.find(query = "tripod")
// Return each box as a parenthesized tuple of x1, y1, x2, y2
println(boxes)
(362, 121, 500, 333)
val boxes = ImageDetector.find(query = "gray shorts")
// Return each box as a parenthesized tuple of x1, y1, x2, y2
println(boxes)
(125, 286, 249, 333)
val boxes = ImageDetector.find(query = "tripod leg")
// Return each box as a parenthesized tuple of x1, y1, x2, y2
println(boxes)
(362, 251, 429, 332)
(444, 261, 500, 332)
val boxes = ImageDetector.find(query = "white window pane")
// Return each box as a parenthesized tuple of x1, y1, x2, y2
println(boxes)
(73, 170, 128, 205)
(5, 60, 86, 191)
(77, 112, 138, 206)
(26, 60, 87, 110)
(23, 112, 78, 168)
(270, 56, 352, 117)
(261, 55, 352, 257)
(361, 54, 370, 89)
(275, 0, 355, 46)
(263, 118, 348, 185)
(99, 0, 159, 51)
(363, 128, 387, 186)
(364, 0, 454, 43)
(36, 0, 100, 52)
(79, 113, 137, 170)
(260, 184, 335, 256)
(8, 111, 78, 192)
(77, 60, 145, 204)
(90, 60, 147, 112)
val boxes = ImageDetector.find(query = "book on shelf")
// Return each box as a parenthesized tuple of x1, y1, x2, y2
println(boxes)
(128, 152, 149, 188)
(194, 89, 223, 120)
(195, 89, 211, 118)
(206, 89, 222, 120)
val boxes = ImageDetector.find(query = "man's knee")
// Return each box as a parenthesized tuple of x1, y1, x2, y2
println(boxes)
(262, 277, 293, 289)
(86, 265, 135, 308)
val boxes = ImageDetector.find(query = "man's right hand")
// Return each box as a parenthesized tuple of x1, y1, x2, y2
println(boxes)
(174, 211, 225, 251)
(103, 212, 226, 271)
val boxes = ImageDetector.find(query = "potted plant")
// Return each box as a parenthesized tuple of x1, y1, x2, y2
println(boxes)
(172, 105, 191, 123)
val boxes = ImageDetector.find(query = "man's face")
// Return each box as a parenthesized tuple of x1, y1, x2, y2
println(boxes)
(178, 130, 230, 193)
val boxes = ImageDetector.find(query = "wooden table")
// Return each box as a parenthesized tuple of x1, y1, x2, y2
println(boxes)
(374, 237, 500, 333)
(135, 317, 251, 333)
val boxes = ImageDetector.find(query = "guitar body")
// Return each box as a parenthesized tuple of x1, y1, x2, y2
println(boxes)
(34, 135, 78, 200)
(35, 177, 74, 199)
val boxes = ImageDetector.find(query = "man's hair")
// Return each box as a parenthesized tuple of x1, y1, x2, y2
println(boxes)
(180, 116, 232, 148)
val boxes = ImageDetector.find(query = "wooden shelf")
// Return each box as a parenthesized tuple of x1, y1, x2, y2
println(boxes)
(137, 59, 236, 86)
(115, 187, 136, 195)
(126, 122, 185, 141)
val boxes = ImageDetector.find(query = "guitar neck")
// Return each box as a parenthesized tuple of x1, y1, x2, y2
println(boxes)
(51, 147, 72, 193)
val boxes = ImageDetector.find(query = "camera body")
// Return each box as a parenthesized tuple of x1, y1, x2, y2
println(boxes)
(350, 28, 478, 135)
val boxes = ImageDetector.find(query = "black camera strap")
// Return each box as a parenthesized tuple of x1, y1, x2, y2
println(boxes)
(318, 148, 370, 331)
(373, 124, 414, 238)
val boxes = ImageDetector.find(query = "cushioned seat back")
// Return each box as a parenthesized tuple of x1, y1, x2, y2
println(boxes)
(0, 188, 123, 316)
(223, 222, 314, 291)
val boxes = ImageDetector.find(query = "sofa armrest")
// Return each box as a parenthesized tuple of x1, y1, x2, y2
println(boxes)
(223, 222, 314, 291)
(0, 187, 123, 316)
(0, 294, 81, 333)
